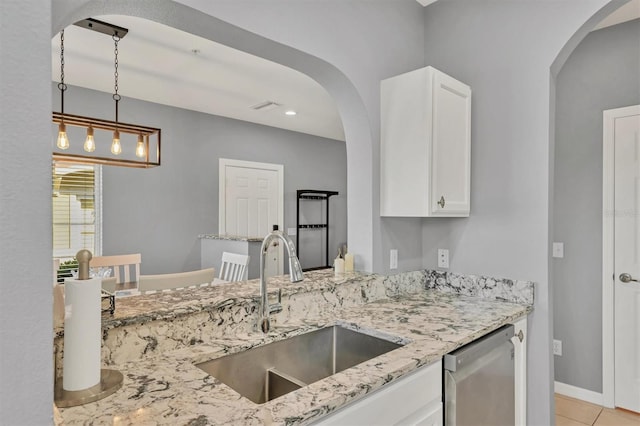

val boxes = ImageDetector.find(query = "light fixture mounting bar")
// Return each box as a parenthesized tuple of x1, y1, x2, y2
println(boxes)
(52, 112, 161, 168)
(52, 112, 157, 135)
(73, 18, 128, 39)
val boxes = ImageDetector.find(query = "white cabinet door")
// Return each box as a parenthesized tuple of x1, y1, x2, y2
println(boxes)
(313, 360, 442, 426)
(380, 66, 471, 217)
(401, 401, 442, 426)
(415, 403, 443, 426)
(512, 317, 528, 426)
(430, 71, 471, 216)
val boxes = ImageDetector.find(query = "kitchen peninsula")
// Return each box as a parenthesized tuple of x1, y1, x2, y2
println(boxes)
(54, 269, 533, 425)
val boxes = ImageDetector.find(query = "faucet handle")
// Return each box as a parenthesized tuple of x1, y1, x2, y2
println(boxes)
(260, 317, 270, 333)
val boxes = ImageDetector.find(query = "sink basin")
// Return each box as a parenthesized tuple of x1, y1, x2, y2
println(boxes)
(196, 325, 404, 404)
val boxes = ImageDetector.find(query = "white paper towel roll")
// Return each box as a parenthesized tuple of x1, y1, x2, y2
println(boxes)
(63, 277, 101, 391)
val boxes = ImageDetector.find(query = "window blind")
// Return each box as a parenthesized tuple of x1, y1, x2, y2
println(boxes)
(52, 163, 101, 261)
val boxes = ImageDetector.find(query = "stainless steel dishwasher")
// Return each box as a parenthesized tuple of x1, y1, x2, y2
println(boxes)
(444, 324, 515, 426)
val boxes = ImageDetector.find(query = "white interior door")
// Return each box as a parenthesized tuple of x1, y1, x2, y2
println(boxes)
(219, 159, 283, 276)
(613, 109, 640, 413)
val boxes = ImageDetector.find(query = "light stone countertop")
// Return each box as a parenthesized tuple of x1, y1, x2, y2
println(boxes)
(198, 233, 264, 242)
(56, 270, 532, 425)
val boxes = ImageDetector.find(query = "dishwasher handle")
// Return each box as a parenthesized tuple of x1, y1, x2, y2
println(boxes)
(444, 324, 514, 372)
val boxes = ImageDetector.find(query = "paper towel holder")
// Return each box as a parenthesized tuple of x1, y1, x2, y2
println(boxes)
(54, 250, 124, 408)
(54, 369, 124, 408)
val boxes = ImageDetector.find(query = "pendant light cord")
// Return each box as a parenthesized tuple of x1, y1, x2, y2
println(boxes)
(58, 30, 67, 114)
(113, 34, 121, 123)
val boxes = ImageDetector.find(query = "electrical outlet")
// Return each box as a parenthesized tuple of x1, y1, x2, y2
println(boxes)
(287, 228, 297, 236)
(552, 242, 564, 258)
(438, 249, 449, 268)
(553, 339, 562, 356)
(390, 249, 398, 270)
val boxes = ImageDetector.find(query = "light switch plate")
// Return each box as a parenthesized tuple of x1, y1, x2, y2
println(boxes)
(552, 242, 564, 258)
(553, 339, 562, 356)
(390, 249, 398, 270)
(438, 249, 449, 268)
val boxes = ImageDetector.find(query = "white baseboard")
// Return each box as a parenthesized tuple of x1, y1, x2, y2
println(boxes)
(555, 381, 604, 406)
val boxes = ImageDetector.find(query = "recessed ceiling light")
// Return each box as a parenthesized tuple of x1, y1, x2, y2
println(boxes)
(285, 110, 297, 116)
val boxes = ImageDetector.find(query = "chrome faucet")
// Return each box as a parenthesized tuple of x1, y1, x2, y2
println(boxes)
(259, 229, 304, 333)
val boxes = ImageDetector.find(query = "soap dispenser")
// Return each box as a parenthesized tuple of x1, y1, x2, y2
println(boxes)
(334, 247, 345, 275)
(344, 247, 354, 272)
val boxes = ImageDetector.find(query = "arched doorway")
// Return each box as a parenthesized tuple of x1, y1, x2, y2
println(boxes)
(550, 0, 635, 412)
(53, 0, 375, 272)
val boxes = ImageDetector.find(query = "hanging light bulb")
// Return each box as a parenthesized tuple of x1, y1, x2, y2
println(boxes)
(56, 123, 70, 150)
(111, 130, 122, 155)
(110, 35, 123, 157)
(135, 134, 146, 158)
(56, 30, 70, 150)
(83, 125, 96, 152)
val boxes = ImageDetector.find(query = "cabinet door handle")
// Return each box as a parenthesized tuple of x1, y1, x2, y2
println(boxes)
(517, 330, 524, 342)
(437, 196, 446, 208)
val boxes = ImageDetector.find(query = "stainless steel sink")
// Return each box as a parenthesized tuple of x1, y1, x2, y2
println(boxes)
(196, 325, 404, 404)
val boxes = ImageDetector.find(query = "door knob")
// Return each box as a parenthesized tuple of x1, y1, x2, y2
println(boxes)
(619, 273, 639, 283)
(437, 196, 446, 208)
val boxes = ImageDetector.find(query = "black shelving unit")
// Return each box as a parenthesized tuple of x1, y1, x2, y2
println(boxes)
(296, 189, 339, 271)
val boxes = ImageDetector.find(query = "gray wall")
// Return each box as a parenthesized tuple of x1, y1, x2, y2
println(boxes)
(172, 0, 428, 274)
(421, 1, 615, 424)
(553, 19, 640, 393)
(0, 2, 53, 424)
(54, 84, 347, 275)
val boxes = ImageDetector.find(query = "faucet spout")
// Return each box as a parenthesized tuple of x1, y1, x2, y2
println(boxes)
(259, 230, 304, 333)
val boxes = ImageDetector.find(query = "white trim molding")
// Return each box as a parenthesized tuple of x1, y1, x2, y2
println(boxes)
(555, 381, 604, 407)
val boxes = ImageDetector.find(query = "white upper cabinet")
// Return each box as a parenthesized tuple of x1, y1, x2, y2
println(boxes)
(380, 66, 471, 217)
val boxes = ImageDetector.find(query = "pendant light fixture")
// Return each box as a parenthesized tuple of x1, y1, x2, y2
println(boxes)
(52, 18, 161, 168)
(56, 30, 70, 150)
(111, 33, 122, 156)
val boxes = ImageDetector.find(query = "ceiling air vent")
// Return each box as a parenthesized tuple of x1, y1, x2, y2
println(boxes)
(250, 101, 281, 111)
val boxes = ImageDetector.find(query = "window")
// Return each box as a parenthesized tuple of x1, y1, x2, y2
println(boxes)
(52, 163, 102, 261)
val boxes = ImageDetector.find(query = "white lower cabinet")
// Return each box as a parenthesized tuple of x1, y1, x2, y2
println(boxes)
(512, 317, 528, 426)
(313, 318, 527, 426)
(313, 360, 442, 426)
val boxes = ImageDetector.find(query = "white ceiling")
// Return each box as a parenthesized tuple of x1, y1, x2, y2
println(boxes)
(593, 0, 640, 30)
(414, 0, 640, 31)
(51, 15, 345, 142)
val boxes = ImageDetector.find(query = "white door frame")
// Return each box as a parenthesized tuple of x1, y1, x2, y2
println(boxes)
(218, 158, 284, 235)
(602, 104, 640, 408)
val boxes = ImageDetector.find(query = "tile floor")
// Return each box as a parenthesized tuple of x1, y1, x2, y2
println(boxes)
(556, 394, 640, 426)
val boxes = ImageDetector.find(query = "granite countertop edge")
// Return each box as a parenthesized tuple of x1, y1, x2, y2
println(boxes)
(55, 271, 378, 336)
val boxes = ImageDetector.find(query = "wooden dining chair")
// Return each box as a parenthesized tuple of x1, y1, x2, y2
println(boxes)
(139, 268, 215, 293)
(90, 253, 141, 287)
(217, 252, 250, 283)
